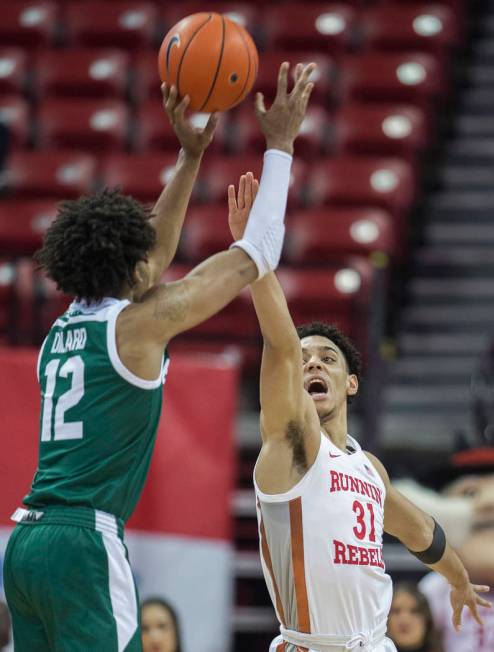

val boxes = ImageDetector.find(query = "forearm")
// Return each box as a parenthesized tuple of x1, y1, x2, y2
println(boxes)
(162, 248, 258, 338)
(428, 542, 469, 588)
(250, 273, 300, 351)
(148, 149, 202, 279)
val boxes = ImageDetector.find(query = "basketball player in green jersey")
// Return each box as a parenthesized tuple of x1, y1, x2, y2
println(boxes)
(3, 62, 316, 651)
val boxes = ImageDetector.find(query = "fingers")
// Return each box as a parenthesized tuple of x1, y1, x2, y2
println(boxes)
(253, 178, 259, 201)
(452, 603, 463, 632)
(300, 82, 314, 112)
(275, 61, 289, 101)
(469, 601, 485, 627)
(255, 92, 267, 117)
(237, 175, 246, 210)
(476, 595, 492, 608)
(227, 184, 237, 213)
(244, 172, 254, 208)
(174, 94, 190, 123)
(473, 585, 491, 593)
(203, 112, 219, 139)
(293, 63, 304, 85)
(291, 62, 317, 98)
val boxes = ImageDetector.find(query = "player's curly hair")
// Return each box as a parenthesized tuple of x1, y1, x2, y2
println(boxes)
(35, 188, 156, 302)
(296, 321, 363, 383)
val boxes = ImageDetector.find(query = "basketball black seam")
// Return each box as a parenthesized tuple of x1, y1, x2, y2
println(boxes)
(230, 19, 252, 107)
(176, 13, 212, 99)
(199, 14, 226, 112)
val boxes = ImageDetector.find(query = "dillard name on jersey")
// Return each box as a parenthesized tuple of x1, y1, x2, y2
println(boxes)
(329, 469, 385, 570)
(51, 328, 87, 354)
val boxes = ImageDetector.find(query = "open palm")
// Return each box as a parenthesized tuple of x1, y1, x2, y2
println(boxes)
(227, 172, 259, 241)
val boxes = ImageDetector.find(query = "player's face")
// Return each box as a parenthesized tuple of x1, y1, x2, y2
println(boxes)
(141, 604, 178, 652)
(301, 335, 357, 416)
(388, 591, 427, 648)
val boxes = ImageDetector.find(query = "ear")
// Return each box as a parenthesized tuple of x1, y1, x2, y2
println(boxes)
(132, 260, 152, 299)
(346, 374, 358, 397)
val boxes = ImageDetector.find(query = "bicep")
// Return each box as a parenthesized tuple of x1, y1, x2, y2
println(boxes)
(384, 485, 434, 547)
(259, 343, 317, 443)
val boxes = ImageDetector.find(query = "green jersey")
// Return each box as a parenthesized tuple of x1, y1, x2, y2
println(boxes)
(24, 297, 169, 522)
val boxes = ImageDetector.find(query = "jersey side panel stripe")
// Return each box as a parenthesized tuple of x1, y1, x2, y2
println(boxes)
(289, 497, 311, 634)
(259, 504, 287, 627)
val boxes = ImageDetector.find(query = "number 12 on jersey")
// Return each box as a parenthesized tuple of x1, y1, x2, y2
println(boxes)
(41, 355, 85, 441)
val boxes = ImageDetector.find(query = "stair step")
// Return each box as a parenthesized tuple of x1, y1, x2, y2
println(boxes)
(446, 138, 494, 163)
(453, 115, 494, 137)
(384, 384, 470, 409)
(403, 304, 494, 329)
(472, 38, 494, 60)
(438, 165, 494, 188)
(464, 64, 494, 87)
(232, 607, 277, 632)
(459, 89, 494, 114)
(413, 246, 494, 275)
(233, 489, 256, 517)
(379, 414, 462, 449)
(409, 277, 494, 300)
(399, 332, 489, 356)
(425, 223, 494, 245)
(389, 356, 477, 382)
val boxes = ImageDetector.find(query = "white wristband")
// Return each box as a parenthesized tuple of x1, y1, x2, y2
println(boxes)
(230, 149, 292, 278)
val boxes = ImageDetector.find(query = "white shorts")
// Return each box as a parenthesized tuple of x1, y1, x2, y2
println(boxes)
(269, 635, 397, 652)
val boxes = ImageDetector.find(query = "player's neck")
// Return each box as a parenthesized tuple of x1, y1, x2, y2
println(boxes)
(320, 405, 349, 452)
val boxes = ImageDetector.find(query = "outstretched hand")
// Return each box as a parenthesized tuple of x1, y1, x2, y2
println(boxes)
(228, 172, 259, 241)
(161, 83, 218, 158)
(255, 61, 316, 155)
(450, 581, 491, 631)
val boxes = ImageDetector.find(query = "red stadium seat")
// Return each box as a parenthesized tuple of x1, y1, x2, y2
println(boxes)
(340, 53, 446, 106)
(234, 104, 330, 156)
(0, 200, 57, 255)
(362, 5, 461, 54)
(64, 2, 158, 50)
(0, 1, 57, 48)
(261, 4, 357, 54)
(284, 208, 396, 264)
(131, 50, 160, 104)
(0, 96, 30, 148)
(35, 49, 129, 99)
(0, 259, 15, 336)
(134, 100, 228, 153)
(255, 51, 335, 106)
(276, 261, 373, 343)
(37, 99, 129, 151)
(162, 2, 259, 36)
(307, 156, 416, 218)
(100, 152, 181, 202)
(5, 151, 98, 199)
(0, 49, 28, 95)
(332, 103, 429, 159)
(179, 205, 233, 262)
(200, 155, 307, 207)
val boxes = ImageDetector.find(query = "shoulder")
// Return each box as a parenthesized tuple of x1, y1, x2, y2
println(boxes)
(363, 451, 390, 490)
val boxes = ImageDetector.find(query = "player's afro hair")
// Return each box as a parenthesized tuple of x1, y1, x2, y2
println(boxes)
(296, 321, 363, 383)
(35, 188, 156, 302)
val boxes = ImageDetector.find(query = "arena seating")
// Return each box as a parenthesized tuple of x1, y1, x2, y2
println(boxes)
(0, 0, 462, 372)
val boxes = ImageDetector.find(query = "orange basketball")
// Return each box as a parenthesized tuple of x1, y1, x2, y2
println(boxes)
(158, 12, 259, 113)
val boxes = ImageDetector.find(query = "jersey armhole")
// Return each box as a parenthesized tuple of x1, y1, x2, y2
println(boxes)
(254, 432, 324, 503)
(106, 301, 166, 390)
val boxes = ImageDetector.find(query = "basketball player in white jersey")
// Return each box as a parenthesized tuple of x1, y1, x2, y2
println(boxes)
(227, 126, 492, 651)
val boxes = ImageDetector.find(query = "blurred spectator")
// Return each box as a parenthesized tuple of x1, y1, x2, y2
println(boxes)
(471, 339, 494, 446)
(141, 597, 182, 652)
(388, 582, 443, 652)
(415, 449, 494, 651)
(0, 601, 11, 650)
(0, 122, 9, 172)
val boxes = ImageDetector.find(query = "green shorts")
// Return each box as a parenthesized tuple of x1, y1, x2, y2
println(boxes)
(3, 506, 142, 652)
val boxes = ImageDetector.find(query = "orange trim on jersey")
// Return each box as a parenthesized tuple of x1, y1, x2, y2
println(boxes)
(259, 505, 287, 626)
(276, 643, 287, 652)
(289, 497, 311, 633)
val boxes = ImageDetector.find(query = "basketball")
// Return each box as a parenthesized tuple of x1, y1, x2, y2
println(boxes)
(158, 12, 259, 113)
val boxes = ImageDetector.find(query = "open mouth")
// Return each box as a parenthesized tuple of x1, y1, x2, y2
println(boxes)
(307, 377, 329, 400)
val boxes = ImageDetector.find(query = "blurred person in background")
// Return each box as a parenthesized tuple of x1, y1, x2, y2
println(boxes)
(418, 449, 494, 652)
(141, 597, 182, 652)
(0, 602, 10, 651)
(387, 583, 443, 652)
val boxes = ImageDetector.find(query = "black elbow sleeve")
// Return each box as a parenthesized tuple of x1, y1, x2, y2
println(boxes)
(408, 518, 446, 565)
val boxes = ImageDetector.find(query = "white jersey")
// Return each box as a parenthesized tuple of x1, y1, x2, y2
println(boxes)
(419, 572, 494, 652)
(254, 433, 393, 649)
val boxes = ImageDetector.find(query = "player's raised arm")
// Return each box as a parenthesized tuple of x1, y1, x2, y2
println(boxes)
(143, 84, 219, 288)
(365, 452, 492, 631)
